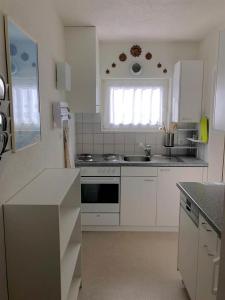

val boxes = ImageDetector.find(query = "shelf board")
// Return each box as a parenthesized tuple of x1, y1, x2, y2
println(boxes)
(186, 138, 206, 144)
(164, 145, 198, 149)
(60, 207, 80, 259)
(177, 128, 198, 132)
(61, 243, 81, 300)
(67, 277, 81, 300)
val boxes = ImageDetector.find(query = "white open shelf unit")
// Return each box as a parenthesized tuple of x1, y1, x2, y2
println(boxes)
(3, 168, 81, 300)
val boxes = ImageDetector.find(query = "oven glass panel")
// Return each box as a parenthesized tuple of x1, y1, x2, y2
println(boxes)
(81, 184, 119, 204)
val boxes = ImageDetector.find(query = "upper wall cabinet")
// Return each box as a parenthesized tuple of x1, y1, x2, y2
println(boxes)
(214, 31, 225, 131)
(172, 60, 203, 123)
(65, 27, 99, 113)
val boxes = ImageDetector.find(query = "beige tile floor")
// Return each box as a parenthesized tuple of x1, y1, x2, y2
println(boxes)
(78, 232, 189, 300)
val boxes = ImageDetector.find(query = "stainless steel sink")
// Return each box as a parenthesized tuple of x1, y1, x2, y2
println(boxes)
(151, 155, 182, 162)
(123, 155, 151, 162)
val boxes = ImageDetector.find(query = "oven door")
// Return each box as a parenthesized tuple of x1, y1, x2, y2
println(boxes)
(81, 177, 120, 213)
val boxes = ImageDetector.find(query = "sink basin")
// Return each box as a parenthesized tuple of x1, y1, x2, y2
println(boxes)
(151, 155, 182, 162)
(123, 155, 151, 162)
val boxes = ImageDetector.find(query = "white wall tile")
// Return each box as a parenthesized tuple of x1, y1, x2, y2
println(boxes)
(114, 144, 124, 154)
(134, 144, 145, 155)
(124, 133, 135, 144)
(135, 133, 146, 145)
(76, 134, 83, 144)
(94, 113, 101, 123)
(76, 144, 83, 154)
(83, 113, 94, 123)
(83, 143, 93, 154)
(104, 133, 114, 144)
(83, 123, 94, 133)
(115, 133, 124, 144)
(76, 123, 83, 133)
(103, 144, 115, 154)
(94, 123, 101, 133)
(83, 134, 93, 144)
(93, 134, 104, 144)
(124, 144, 135, 154)
(93, 144, 103, 154)
(75, 113, 83, 123)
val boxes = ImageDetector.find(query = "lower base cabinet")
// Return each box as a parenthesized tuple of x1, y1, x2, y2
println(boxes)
(81, 213, 119, 226)
(178, 206, 199, 300)
(196, 215, 220, 300)
(157, 167, 203, 227)
(121, 176, 157, 226)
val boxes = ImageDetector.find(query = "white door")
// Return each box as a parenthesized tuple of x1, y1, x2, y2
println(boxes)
(178, 206, 199, 300)
(121, 177, 157, 226)
(157, 167, 203, 227)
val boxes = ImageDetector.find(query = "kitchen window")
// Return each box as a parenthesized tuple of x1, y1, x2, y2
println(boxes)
(101, 79, 168, 131)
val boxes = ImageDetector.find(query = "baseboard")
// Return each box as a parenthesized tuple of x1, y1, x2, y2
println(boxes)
(82, 225, 178, 232)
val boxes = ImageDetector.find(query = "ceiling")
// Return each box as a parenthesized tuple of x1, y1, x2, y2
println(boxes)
(55, 0, 225, 41)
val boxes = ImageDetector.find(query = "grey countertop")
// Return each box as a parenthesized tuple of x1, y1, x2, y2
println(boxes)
(75, 155, 208, 167)
(177, 182, 225, 237)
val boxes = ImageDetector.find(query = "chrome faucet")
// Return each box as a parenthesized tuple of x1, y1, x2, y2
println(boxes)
(144, 144, 152, 157)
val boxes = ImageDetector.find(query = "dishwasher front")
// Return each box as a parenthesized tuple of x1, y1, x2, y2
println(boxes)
(178, 193, 199, 300)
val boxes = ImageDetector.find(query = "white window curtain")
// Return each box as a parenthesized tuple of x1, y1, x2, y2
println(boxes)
(102, 79, 168, 131)
(12, 83, 40, 130)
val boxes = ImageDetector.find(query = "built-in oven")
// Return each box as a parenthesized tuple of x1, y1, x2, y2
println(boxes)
(80, 167, 120, 214)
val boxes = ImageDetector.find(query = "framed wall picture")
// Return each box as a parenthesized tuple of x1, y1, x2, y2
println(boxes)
(4, 16, 41, 151)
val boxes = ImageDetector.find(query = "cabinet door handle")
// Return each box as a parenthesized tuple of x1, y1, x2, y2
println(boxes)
(211, 256, 220, 295)
(202, 222, 212, 232)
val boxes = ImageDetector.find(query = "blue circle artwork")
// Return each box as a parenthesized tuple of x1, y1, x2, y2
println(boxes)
(10, 43, 17, 56)
(21, 52, 29, 61)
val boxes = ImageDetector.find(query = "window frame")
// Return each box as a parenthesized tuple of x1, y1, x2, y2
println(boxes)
(101, 78, 169, 132)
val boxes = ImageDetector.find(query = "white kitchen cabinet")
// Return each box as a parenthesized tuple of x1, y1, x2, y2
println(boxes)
(157, 167, 203, 227)
(121, 176, 157, 226)
(178, 205, 199, 300)
(3, 169, 82, 300)
(65, 27, 99, 113)
(196, 215, 221, 300)
(172, 60, 203, 122)
(214, 31, 225, 131)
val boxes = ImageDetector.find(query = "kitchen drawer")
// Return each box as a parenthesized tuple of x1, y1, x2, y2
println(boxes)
(121, 167, 158, 177)
(199, 214, 218, 254)
(81, 213, 119, 226)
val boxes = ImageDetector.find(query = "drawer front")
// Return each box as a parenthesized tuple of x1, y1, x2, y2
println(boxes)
(121, 167, 158, 177)
(199, 214, 218, 254)
(81, 213, 119, 226)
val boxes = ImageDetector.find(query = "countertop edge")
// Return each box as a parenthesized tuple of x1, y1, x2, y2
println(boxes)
(177, 183, 222, 237)
(75, 162, 208, 167)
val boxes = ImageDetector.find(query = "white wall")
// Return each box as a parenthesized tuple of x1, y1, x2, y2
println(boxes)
(198, 29, 225, 181)
(0, 0, 65, 201)
(100, 41, 200, 79)
(0, 0, 66, 298)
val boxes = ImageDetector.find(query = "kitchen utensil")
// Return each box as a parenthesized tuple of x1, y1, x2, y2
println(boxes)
(0, 76, 6, 100)
(0, 132, 8, 156)
(0, 112, 7, 131)
(164, 133, 174, 147)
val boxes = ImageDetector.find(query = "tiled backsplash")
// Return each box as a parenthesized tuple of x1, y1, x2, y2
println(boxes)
(75, 113, 191, 156)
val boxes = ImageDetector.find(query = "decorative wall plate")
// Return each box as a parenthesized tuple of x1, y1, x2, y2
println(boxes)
(119, 53, 127, 62)
(157, 62, 162, 68)
(130, 62, 142, 75)
(145, 52, 152, 60)
(163, 68, 168, 73)
(106, 69, 110, 74)
(130, 45, 142, 57)
(112, 62, 116, 68)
